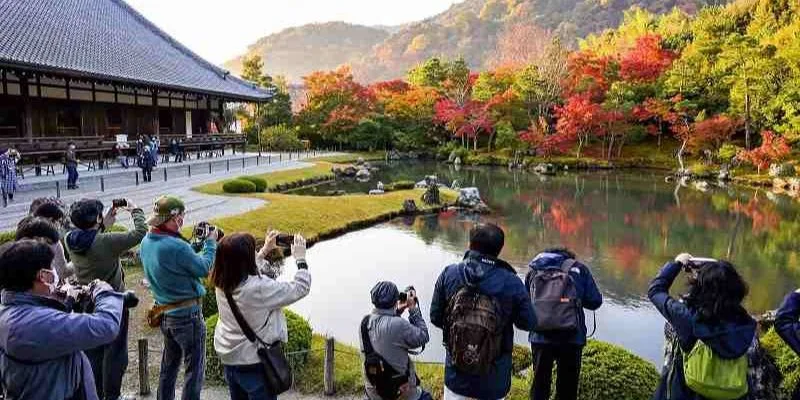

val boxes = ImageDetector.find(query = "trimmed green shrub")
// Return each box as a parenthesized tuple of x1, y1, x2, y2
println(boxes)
(512, 344, 533, 376)
(237, 176, 268, 192)
(575, 340, 660, 400)
(688, 162, 716, 178)
(222, 179, 257, 194)
(202, 278, 217, 317)
(205, 309, 313, 385)
(762, 328, 799, 398)
(385, 180, 415, 192)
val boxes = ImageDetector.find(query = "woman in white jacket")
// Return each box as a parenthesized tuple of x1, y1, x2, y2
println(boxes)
(211, 231, 311, 400)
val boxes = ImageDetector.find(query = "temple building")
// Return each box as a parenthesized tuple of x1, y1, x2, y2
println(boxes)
(0, 0, 271, 165)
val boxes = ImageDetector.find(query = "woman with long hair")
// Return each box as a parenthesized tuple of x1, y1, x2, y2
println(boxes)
(648, 253, 757, 400)
(211, 232, 310, 400)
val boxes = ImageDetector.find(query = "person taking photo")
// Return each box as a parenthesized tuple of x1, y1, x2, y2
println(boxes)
(140, 196, 217, 400)
(0, 239, 124, 400)
(212, 231, 311, 400)
(64, 198, 147, 400)
(648, 253, 757, 400)
(361, 281, 431, 400)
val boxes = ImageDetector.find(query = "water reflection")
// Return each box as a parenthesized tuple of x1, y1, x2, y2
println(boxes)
(284, 162, 800, 364)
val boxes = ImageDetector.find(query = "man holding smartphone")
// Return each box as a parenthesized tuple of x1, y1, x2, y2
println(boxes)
(360, 281, 431, 400)
(65, 197, 148, 400)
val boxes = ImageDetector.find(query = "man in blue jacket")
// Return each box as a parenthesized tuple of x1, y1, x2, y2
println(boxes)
(140, 196, 218, 400)
(526, 248, 602, 400)
(430, 223, 536, 400)
(0, 239, 123, 400)
(775, 289, 800, 399)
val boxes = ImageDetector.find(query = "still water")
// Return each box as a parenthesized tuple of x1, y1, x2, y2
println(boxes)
(283, 162, 800, 365)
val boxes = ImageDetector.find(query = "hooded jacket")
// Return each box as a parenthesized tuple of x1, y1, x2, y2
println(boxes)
(0, 291, 123, 400)
(430, 251, 536, 400)
(648, 262, 757, 400)
(525, 251, 603, 345)
(66, 208, 147, 291)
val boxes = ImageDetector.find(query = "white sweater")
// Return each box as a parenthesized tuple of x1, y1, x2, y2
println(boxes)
(213, 262, 311, 366)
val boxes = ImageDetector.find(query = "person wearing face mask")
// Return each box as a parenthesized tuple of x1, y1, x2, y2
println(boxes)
(0, 239, 124, 400)
(65, 141, 79, 190)
(140, 195, 218, 400)
(64, 198, 146, 400)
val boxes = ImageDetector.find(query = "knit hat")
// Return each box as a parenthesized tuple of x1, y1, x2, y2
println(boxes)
(370, 281, 399, 309)
(147, 196, 185, 226)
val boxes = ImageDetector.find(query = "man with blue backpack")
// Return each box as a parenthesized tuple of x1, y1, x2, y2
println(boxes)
(430, 223, 536, 400)
(526, 247, 602, 400)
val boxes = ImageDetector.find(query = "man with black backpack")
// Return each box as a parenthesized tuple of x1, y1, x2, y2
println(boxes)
(360, 281, 431, 400)
(430, 223, 535, 400)
(526, 248, 602, 400)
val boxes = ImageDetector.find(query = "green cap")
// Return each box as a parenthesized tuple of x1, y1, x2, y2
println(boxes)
(147, 195, 186, 226)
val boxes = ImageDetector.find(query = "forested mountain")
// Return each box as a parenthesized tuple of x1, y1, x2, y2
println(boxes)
(227, 0, 730, 83)
(223, 22, 390, 82)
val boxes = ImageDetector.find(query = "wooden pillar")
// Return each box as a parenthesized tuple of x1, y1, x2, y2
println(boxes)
(324, 337, 336, 395)
(152, 90, 159, 136)
(20, 75, 33, 142)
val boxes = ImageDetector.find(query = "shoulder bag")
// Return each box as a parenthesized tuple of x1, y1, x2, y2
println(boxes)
(224, 291, 292, 394)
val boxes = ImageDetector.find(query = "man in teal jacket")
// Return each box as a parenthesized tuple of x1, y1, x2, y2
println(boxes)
(140, 196, 218, 400)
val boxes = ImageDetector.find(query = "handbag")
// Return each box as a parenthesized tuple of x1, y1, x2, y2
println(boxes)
(224, 291, 293, 394)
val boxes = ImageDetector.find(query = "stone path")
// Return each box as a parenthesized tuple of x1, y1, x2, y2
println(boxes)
(133, 387, 345, 400)
(0, 152, 339, 232)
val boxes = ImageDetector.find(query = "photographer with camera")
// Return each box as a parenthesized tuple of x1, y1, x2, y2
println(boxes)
(64, 197, 146, 400)
(211, 231, 310, 399)
(360, 281, 430, 400)
(140, 196, 218, 400)
(648, 254, 757, 400)
(0, 239, 124, 399)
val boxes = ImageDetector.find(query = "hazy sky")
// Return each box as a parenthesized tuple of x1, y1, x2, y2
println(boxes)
(125, 0, 461, 66)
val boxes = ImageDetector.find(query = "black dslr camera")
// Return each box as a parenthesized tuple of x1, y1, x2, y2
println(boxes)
(58, 283, 140, 313)
(191, 221, 225, 251)
(398, 286, 417, 304)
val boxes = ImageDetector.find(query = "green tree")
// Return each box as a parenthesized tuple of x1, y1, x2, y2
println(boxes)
(260, 124, 303, 151)
(241, 54, 271, 87)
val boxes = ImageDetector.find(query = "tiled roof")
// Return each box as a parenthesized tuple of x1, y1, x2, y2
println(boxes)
(0, 0, 272, 101)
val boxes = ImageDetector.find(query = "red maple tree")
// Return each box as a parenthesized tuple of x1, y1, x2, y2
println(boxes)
(554, 94, 608, 158)
(738, 130, 791, 174)
(434, 99, 493, 150)
(620, 34, 678, 83)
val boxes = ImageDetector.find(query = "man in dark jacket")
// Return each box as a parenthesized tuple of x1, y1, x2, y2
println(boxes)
(0, 239, 124, 400)
(430, 223, 536, 400)
(140, 145, 156, 183)
(775, 289, 800, 398)
(526, 248, 602, 400)
(65, 142, 79, 189)
(66, 198, 147, 400)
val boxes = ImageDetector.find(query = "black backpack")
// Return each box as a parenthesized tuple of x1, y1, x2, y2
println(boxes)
(444, 267, 503, 375)
(360, 315, 409, 400)
(531, 259, 580, 332)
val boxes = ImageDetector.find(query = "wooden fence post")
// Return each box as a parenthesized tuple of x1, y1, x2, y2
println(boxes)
(138, 339, 150, 395)
(324, 337, 335, 396)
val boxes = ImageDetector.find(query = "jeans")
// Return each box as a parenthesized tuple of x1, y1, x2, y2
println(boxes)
(444, 385, 501, 400)
(530, 344, 583, 400)
(142, 167, 152, 182)
(158, 311, 205, 400)
(66, 164, 79, 188)
(223, 364, 276, 400)
(117, 156, 129, 168)
(86, 307, 129, 400)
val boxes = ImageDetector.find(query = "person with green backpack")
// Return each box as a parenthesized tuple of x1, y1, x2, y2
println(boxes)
(648, 253, 757, 400)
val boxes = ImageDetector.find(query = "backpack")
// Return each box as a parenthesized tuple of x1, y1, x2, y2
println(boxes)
(531, 259, 580, 332)
(444, 267, 503, 375)
(360, 315, 409, 400)
(682, 340, 749, 400)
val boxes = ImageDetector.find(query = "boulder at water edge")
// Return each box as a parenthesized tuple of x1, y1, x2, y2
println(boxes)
(770, 163, 796, 178)
(533, 163, 556, 175)
(454, 157, 462, 166)
(457, 187, 483, 208)
(355, 168, 371, 180)
(356, 157, 365, 166)
(368, 190, 384, 195)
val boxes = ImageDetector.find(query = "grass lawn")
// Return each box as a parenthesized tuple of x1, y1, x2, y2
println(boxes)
(206, 189, 455, 242)
(309, 151, 386, 164)
(194, 162, 336, 195)
(296, 335, 530, 399)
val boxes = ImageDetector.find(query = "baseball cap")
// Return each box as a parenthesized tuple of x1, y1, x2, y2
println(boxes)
(147, 196, 186, 226)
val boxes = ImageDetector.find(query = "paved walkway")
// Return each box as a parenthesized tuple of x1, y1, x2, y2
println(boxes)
(132, 387, 342, 400)
(1, 152, 339, 232)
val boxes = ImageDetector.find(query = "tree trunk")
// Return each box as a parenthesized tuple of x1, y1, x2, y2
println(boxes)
(744, 90, 752, 150)
(677, 138, 688, 172)
(576, 135, 584, 159)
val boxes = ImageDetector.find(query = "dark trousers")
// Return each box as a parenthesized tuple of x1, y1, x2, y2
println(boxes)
(224, 364, 275, 400)
(158, 311, 205, 400)
(142, 167, 152, 182)
(86, 307, 129, 400)
(531, 344, 583, 400)
(66, 164, 79, 188)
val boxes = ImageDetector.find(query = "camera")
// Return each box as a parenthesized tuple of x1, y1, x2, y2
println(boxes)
(191, 221, 225, 251)
(58, 283, 139, 313)
(275, 233, 294, 247)
(111, 199, 128, 208)
(398, 286, 416, 304)
(684, 257, 718, 272)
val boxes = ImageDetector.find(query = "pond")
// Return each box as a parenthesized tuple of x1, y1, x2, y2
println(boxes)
(282, 161, 800, 365)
